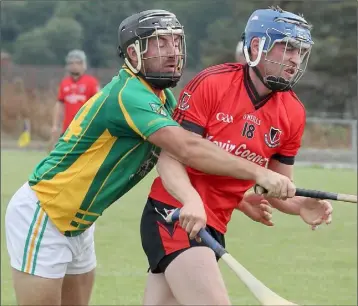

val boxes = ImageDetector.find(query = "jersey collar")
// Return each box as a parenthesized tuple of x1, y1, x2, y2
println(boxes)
(70, 73, 85, 83)
(122, 66, 166, 104)
(243, 64, 273, 110)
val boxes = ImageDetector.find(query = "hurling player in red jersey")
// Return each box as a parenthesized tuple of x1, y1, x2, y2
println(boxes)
(49, 50, 100, 150)
(140, 6, 334, 305)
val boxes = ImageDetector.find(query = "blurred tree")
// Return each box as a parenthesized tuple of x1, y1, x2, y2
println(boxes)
(1, 1, 56, 53)
(44, 17, 84, 64)
(13, 28, 56, 65)
(53, 0, 144, 67)
(13, 18, 83, 65)
(199, 17, 239, 67)
(1, 2, 25, 52)
(2, 0, 356, 117)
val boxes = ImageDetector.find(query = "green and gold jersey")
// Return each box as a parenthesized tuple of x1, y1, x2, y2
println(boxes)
(29, 68, 179, 236)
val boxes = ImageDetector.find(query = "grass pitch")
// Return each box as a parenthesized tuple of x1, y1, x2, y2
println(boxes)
(1, 150, 356, 305)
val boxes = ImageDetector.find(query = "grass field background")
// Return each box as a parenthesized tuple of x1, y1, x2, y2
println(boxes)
(1, 150, 357, 305)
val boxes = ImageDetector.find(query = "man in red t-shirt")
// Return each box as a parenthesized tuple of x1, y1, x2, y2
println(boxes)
(140, 7, 333, 305)
(49, 50, 100, 151)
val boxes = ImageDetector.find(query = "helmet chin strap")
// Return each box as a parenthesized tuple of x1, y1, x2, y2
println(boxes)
(251, 66, 268, 89)
(251, 66, 292, 92)
(141, 72, 180, 89)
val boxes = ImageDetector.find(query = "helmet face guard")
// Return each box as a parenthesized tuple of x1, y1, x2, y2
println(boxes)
(118, 10, 186, 89)
(243, 7, 314, 91)
(126, 28, 186, 88)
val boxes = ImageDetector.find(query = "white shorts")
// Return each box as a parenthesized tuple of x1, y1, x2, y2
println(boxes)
(5, 182, 97, 279)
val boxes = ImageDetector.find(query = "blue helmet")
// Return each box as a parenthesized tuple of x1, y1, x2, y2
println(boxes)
(242, 6, 314, 91)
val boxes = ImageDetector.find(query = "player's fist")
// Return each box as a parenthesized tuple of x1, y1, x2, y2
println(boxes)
(179, 199, 207, 241)
(51, 126, 59, 134)
(255, 169, 296, 200)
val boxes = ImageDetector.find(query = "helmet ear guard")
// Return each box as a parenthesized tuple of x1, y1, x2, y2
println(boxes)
(124, 40, 142, 74)
(243, 36, 266, 67)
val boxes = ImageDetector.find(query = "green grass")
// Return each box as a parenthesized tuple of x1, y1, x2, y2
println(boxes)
(1, 150, 357, 305)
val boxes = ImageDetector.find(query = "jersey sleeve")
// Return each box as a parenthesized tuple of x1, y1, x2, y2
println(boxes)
(271, 102, 306, 165)
(109, 86, 180, 139)
(173, 75, 216, 136)
(57, 80, 65, 102)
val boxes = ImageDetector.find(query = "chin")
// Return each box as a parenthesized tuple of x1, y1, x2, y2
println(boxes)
(161, 68, 177, 74)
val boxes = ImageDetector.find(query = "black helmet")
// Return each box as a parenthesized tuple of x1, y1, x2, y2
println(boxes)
(118, 9, 186, 89)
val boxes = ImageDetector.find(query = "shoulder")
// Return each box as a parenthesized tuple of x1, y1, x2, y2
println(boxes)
(59, 76, 71, 87)
(83, 74, 99, 84)
(184, 63, 244, 93)
(280, 90, 306, 122)
(164, 88, 176, 102)
(120, 77, 156, 106)
(163, 89, 177, 113)
(164, 88, 176, 105)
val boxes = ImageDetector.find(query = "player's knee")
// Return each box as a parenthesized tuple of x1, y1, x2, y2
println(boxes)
(62, 270, 95, 305)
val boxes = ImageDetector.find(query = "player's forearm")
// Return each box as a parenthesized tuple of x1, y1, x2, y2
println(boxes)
(268, 196, 306, 215)
(148, 127, 264, 182)
(157, 151, 203, 205)
(52, 101, 63, 129)
(180, 137, 263, 181)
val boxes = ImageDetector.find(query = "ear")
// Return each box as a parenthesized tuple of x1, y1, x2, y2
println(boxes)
(126, 45, 138, 64)
(249, 37, 260, 60)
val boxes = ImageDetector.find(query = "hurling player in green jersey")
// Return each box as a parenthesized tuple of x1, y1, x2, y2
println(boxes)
(5, 9, 296, 306)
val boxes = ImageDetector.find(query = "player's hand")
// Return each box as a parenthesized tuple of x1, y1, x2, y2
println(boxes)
(255, 168, 296, 200)
(51, 125, 59, 133)
(238, 192, 274, 227)
(299, 198, 333, 230)
(179, 199, 207, 241)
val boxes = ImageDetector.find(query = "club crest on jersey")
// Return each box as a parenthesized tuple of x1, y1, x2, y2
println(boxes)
(149, 102, 168, 117)
(264, 127, 282, 148)
(178, 92, 191, 111)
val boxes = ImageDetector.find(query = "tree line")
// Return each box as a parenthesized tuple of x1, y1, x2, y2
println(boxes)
(1, 0, 357, 117)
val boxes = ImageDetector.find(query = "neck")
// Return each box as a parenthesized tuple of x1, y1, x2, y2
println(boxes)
(125, 67, 164, 97)
(248, 67, 272, 97)
(152, 88, 163, 97)
(71, 74, 82, 81)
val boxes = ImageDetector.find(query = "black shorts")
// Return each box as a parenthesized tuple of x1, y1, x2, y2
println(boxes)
(140, 197, 225, 274)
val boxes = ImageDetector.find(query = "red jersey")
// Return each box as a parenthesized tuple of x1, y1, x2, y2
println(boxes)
(149, 63, 306, 234)
(57, 74, 100, 132)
